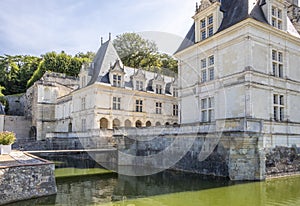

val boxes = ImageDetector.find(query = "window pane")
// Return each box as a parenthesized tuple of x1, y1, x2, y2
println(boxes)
(280, 107, 284, 121)
(201, 31, 206, 40)
(278, 52, 283, 62)
(208, 15, 213, 24)
(272, 63, 277, 76)
(201, 19, 206, 28)
(274, 94, 278, 104)
(279, 95, 284, 105)
(202, 70, 207, 82)
(208, 27, 213, 37)
(272, 50, 277, 60)
(209, 56, 214, 66)
(201, 59, 206, 68)
(209, 68, 214, 80)
(279, 64, 283, 78)
(274, 107, 278, 120)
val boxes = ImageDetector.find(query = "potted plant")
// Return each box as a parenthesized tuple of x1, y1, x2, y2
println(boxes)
(0, 131, 16, 155)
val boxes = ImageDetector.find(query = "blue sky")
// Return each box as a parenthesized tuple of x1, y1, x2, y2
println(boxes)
(0, 0, 195, 56)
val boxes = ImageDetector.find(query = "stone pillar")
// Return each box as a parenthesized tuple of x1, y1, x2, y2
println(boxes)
(228, 133, 266, 181)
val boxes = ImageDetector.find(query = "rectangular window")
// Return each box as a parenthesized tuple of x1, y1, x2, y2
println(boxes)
(156, 84, 162, 94)
(199, 14, 214, 41)
(156, 102, 162, 114)
(201, 97, 214, 122)
(113, 74, 122, 87)
(201, 55, 215, 83)
(273, 94, 284, 121)
(271, 6, 283, 29)
(136, 100, 143, 112)
(173, 104, 178, 116)
(272, 49, 283, 78)
(113, 97, 121, 110)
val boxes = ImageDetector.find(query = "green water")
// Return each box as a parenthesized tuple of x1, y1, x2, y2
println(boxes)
(7, 155, 300, 206)
(99, 176, 300, 206)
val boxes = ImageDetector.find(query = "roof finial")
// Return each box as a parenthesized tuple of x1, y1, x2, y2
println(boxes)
(101, 37, 103, 45)
(109, 32, 111, 41)
(196, 2, 199, 12)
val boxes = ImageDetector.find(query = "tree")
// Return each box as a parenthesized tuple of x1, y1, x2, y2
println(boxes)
(113, 32, 178, 73)
(27, 51, 94, 88)
(0, 55, 41, 95)
(113, 33, 158, 68)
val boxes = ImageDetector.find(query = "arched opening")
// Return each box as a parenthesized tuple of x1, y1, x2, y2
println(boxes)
(29, 126, 37, 140)
(146, 121, 152, 127)
(113, 119, 121, 129)
(165, 122, 170, 126)
(100, 118, 108, 129)
(135, 120, 142, 128)
(155, 122, 161, 126)
(173, 122, 179, 127)
(68, 122, 72, 132)
(125, 119, 132, 128)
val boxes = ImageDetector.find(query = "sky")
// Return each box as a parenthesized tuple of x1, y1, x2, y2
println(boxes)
(0, 0, 195, 56)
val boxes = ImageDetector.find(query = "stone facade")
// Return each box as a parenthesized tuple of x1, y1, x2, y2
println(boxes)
(4, 39, 178, 142)
(0, 152, 57, 205)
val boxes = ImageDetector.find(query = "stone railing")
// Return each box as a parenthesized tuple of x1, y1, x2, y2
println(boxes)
(114, 118, 264, 137)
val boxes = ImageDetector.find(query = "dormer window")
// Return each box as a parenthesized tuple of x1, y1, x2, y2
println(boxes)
(113, 74, 122, 87)
(200, 14, 214, 40)
(271, 6, 282, 29)
(156, 84, 162, 94)
(136, 80, 144, 91)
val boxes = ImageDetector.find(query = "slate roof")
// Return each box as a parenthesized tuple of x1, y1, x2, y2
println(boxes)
(85, 39, 175, 93)
(175, 0, 269, 54)
(218, 0, 268, 32)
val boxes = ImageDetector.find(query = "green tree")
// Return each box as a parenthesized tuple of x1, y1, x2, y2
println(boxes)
(113, 32, 178, 73)
(113, 33, 158, 68)
(0, 55, 41, 95)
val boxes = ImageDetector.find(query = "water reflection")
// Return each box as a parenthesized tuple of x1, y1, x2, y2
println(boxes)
(6, 154, 300, 206)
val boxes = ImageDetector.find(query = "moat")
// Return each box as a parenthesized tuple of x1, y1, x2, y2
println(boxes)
(5, 154, 300, 206)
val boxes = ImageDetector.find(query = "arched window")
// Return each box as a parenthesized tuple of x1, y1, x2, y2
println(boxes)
(146, 121, 152, 127)
(135, 120, 142, 128)
(165, 122, 170, 126)
(100, 118, 109, 129)
(155, 122, 161, 126)
(125, 119, 132, 128)
(113, 119, 121, 129)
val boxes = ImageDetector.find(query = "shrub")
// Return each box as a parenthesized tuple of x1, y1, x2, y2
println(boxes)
(0, 131, 16, 145)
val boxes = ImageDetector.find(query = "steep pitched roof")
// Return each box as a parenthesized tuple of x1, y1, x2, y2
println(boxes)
(87, 40, 121, 86)
(218, 0, 268, 32)
(174, 23, 195, 54)
(175, 0, 269, 54)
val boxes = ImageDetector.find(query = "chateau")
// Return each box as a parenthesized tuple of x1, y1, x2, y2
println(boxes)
(1, 39, 178, 143)
(175, 0, 300, 148)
